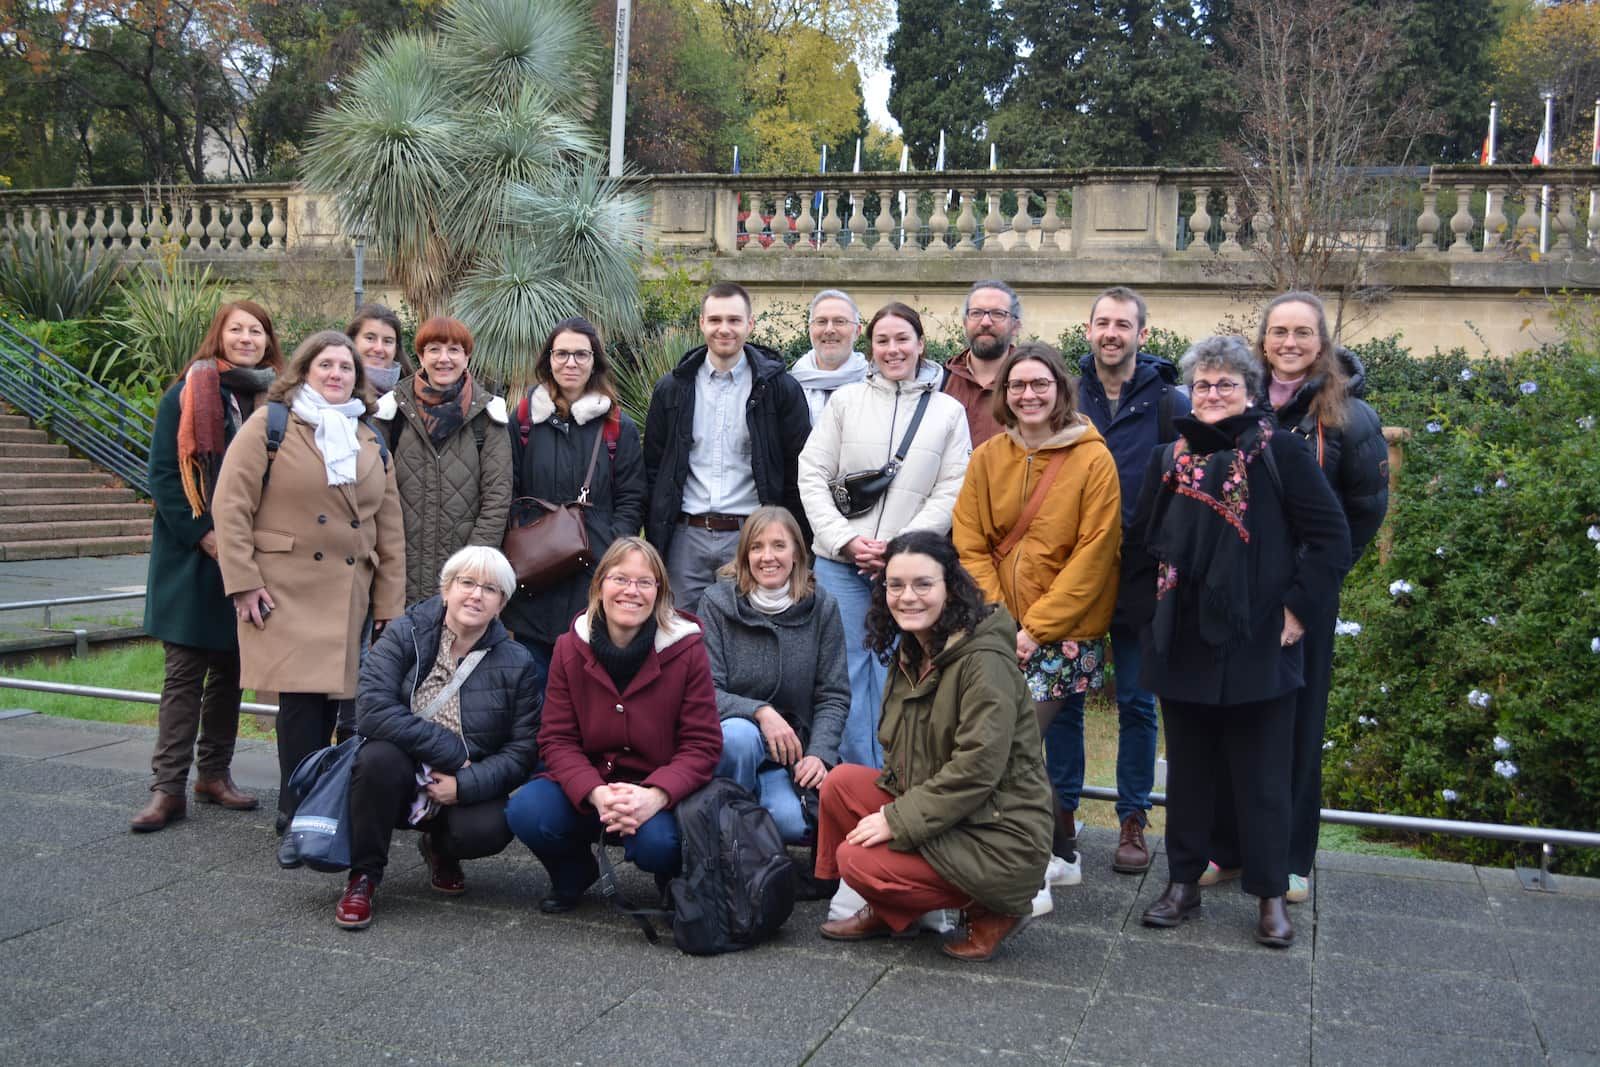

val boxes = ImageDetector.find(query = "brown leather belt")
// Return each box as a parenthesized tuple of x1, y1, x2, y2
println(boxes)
(678, 512, 746, 532)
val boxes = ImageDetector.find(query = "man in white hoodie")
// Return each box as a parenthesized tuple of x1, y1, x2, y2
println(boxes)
(789, 289, 870, 422)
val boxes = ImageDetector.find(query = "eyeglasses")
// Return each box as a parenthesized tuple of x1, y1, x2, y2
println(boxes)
(810, 317, 857, 330)
(1191, 379, 1243, 397)
(1265, 326, 1318, 342)
(1006, 378, 1054, 396)
(965, 308, 1013, 323)
(604, 574, 658, 593)
(452, 576, 504, 599)
(884, 577, 943, 597)
(552, 349, 594, 365)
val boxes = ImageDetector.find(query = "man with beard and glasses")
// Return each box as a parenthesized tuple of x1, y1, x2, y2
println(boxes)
(941, 280, 1022, 446)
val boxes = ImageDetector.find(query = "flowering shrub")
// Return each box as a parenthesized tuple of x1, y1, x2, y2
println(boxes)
(1324, 321, 1600, 873)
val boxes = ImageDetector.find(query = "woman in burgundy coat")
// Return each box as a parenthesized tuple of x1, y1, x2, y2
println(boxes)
(504, 536, 722, 913)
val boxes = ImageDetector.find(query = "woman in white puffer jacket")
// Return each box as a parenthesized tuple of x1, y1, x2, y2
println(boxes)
(798, 302, 971, 768)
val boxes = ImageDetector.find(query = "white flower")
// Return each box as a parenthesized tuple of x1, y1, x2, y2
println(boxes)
(1434, 546, 1447, 558)
(1587, 525, 1600, 543)
(1520, 381, 1538, 395)
(1493, 735, 1512, 753)
(1379, 684, 1390, 695)
(1494, 477, 1508, 489)
(1357, 715, 1371, 725)
(1577, 415, 1595, 431)
(1389, 579, 1415, 596)
(1591, 637, 1600, 654)
(1335, 619, 1363, 637)
(1467, 688, 1492, 709)
(1426, 421, 1443, 433)
(1323, 740, 1335, 750)
(1441, 789, 1459, 802)
(1482, 615, 1498, 626)
(1460, 368, 1474, 382)
(1473, 485, 1485, 495)
(1494, 759, 1519, 779)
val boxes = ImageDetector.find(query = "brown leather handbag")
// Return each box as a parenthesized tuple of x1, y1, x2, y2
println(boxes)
(502, 424, 606, 593)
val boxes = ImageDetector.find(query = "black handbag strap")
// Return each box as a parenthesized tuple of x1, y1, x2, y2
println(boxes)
(594, 839, 670, 943)
(890, 389, 933, 465)
(574, 421, 607, 506)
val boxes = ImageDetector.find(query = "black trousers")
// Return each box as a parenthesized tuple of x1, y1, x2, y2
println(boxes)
(151, 642, 242, 794)
(1162, 694, 1294, 899)
(275, 692, 340, 816)
(1208, 617, 1336, 877)
(347, 738, 514, 881)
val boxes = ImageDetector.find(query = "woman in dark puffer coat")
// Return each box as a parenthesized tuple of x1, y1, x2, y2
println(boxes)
(334, 546, 543, 930)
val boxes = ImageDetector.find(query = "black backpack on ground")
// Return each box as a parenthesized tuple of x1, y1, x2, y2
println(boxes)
(597, 776, 797, 955)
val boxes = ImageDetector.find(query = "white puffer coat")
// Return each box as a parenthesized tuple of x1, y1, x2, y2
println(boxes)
(797, 360, 971, 563)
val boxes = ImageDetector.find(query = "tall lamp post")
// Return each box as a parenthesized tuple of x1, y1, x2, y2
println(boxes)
(608, 1, 633, 177)
(350, 221, 368, 316)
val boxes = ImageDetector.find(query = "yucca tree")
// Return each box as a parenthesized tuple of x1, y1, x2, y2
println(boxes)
(303, 0, 649, 384)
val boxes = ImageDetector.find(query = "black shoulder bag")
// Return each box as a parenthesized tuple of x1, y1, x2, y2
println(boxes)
(827, 389, 932, 518)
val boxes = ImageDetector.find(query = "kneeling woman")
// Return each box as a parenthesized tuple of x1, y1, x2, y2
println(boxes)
(505, 537, 722, 913)
(816, 531, 1052, 961)
(336, 546, 542, 929)
(701, 506, 850, 844)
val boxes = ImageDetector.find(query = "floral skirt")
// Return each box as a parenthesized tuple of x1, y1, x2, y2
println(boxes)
(1022, 637, 1108, 703)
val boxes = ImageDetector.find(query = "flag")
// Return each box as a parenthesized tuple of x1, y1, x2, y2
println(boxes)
(1479, 134, 1491, 165)
(732, 145, 740, 174)
(1532, 122, 1550, 166)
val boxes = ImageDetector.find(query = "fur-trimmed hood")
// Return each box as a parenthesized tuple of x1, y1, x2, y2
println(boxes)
(525, 385, 612, 427)
(572, 609, 701, 653)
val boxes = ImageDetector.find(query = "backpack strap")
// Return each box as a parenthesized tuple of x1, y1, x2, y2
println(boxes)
(991, 448, 1070, 568)
(602, 411, 620, 460)
(471, 411, 487, 451)
(1156, 384, 1177, 443)
(594, 840, 668, 943)
(262, 400, 289, 490)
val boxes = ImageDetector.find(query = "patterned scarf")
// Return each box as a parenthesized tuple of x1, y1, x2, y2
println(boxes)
(412, 371, 472, 446)
(177, 360, 273, 518)
(1144, 413, 1274, 658)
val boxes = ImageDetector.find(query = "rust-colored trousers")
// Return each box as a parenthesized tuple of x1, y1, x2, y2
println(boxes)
(815, 764, 970, 932)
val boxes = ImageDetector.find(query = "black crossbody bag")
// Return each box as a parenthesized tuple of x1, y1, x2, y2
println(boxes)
(827, 390, 932, 518)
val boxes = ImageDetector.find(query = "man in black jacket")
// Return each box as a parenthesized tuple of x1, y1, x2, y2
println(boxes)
(643, 281, 811, 612)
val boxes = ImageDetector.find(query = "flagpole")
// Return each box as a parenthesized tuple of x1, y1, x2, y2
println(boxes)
(1540, 92, 1554, 254)
(1484, 101, 1498, 229)
(897, 145, 909, 249)
(607, 0, 632, 177)
(1590, 99, 1599, 249)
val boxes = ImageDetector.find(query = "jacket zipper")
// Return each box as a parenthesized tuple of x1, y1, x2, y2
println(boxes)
(1008, 451, 1034, 595)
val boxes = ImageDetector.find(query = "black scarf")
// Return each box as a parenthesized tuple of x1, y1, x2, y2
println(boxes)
(217, 365, 274, 426)
(1144, 411, 1274, 659)
(590, 613, 658, 693)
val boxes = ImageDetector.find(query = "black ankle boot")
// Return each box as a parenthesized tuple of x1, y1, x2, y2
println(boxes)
(1141, 881, 1202, 927)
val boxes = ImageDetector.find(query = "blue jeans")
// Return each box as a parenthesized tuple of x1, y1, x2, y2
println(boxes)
(504, 777, 681, 897)
(814, 557, 887, 768)
(1042, 623, 1159, 824)
(715, 718, 809, 844)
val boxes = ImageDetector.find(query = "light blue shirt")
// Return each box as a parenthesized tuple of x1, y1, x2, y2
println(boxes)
(681, 351, 759, 515)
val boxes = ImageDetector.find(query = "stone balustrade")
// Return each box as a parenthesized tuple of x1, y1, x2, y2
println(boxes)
(0, 183, 299, 254)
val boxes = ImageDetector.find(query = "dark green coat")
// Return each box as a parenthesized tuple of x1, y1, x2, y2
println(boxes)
(143, 379, 249, 650)
(878, 606, 1053, 916)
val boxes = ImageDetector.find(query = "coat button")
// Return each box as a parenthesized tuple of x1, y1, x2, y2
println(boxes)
(317, 514, 327, 524)
(314, 551, 323, 561)
(346, 556, 356, 565)
(350, 519, 360, 528)
(615, 703, 624, 713)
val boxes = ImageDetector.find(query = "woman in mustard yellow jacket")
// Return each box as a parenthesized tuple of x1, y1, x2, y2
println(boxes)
(952, 341, 1121, 888)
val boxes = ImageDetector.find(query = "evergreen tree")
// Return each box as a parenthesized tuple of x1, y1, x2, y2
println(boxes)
(1370, 0, 1500, 163)
(885, 0, 1015, 170)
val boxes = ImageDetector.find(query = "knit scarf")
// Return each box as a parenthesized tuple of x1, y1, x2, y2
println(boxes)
(366, 362, 402, 394)
(290, 387, 366, 486)
(1144, 412, 1274, 659)
(590, 612, 658, 693)
(177, 360, 274, 518)
(412, 371, 472, 446)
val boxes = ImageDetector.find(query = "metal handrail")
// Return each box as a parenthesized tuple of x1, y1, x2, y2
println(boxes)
(0, 317, 154, 495)
(0, 676, 277, 715)
(0, 590, 145, 628)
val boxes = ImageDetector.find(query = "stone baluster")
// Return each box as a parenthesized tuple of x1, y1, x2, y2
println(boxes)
(874, 187, 896, 253)
(267, 198, 288, 249)
(54, 207, 69, 243)
(1253, 203, 1274, 257)
(792, 190, 816, 253)
(1448, 185, 1476, 255)
(1217, 190, 1243, 253)
(0, 209, 13, 246)
(224, 198, 245, 250)
(1553, 185, 1577, 256)
(87, 204, 108, 247)
(900, 188, 922, 254)
(1039, 189, 1065, 253)
(1482, 185, 1507, 252)
(953, 189, 979, 252)
(205, 199, 226, 249)
(1011, 188, 1032, 252)
(926, 189, 950, 254)
(821, 191, 843, 250)
(19, 206, 38, 241)
(70, 206, 90, 244)
(1513, 185, 1541, 252)
(981, 189, 1005, 251)
(182, 198, 202, 247)
(846, 187, 868, 253)
(125, 202, 146, 251)
(1187, 186, 1212, 253)
(107, 201, 127, 250)
(246, 197, 267, 251)
(742, 190, 765, 253)
(1415, 184, 1440, 253)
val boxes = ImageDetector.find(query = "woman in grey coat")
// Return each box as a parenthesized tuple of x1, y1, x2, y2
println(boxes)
(700, 506, 850, 844)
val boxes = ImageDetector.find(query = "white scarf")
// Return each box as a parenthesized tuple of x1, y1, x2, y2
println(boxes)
(790, 349, 869, 421)
(291, 387, 366, 485)
(747, 584, 794, 615)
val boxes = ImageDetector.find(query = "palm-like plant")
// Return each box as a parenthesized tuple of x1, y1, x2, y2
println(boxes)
(303, 0, 647, 385)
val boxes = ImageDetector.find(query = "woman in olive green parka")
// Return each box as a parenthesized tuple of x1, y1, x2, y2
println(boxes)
(815, 530, 1052, 961)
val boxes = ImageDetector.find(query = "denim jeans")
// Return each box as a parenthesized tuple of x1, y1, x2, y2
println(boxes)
(1042, 623, 1159, 824)
(715, 718, 810, 844)
(504, 777, 681, 897)
(813, 556, 887, 768)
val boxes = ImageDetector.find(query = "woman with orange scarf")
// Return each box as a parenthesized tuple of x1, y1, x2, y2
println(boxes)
(132, 301, 283, 832)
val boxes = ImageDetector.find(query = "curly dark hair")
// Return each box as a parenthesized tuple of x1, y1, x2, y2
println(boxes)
(864, 530, 993, 667)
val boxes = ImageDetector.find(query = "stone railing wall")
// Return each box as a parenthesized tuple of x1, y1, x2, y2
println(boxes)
(0, 183, 323, 255)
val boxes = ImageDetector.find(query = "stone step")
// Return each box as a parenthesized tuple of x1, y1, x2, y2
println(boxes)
(0, 503, 150, 525)
(1, 473, 120, 489)
(0, 487, 139, 506)
(0, 456, 96, 474)
(0, 442, 70, 459)
(0, 414, 29, 429)
(0, 535, 152, 561)
(0, 519, 151, 542)
(0, 427, 49, 444)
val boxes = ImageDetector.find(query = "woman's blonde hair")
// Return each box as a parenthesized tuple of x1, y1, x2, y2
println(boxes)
(716, 506, 815, 600)
(587, 536, 677, 629)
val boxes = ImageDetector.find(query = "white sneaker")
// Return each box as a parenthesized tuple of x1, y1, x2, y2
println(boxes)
(1031, 881, 1054, 917)
(1046, 853, 1082, 887)
(828, 880, 955, 933)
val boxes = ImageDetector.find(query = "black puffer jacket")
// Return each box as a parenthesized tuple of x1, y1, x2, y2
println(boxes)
(642, 343, 811, 555)
(1269, 348, 1389, 567)
(355, 595, 543, 805)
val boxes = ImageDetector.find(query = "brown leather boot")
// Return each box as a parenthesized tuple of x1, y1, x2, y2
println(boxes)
(1112, 814, 1153, 873)
(1256, 896, 1294, 948)
(193, 776, 259, 811)
(130, 791, 187, 833)
(819, 905, 895, 942)
(942, 906, 1028, 962)
(1141, 881, 1201, 927)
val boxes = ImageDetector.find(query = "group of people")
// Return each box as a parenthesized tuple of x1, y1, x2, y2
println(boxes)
(132, 275, 1387, 956)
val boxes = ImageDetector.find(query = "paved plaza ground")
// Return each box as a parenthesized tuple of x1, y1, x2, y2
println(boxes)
(1, 711, 1597, 1066)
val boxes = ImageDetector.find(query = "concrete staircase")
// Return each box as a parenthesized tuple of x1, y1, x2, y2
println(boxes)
(0, 412, 151, 561)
